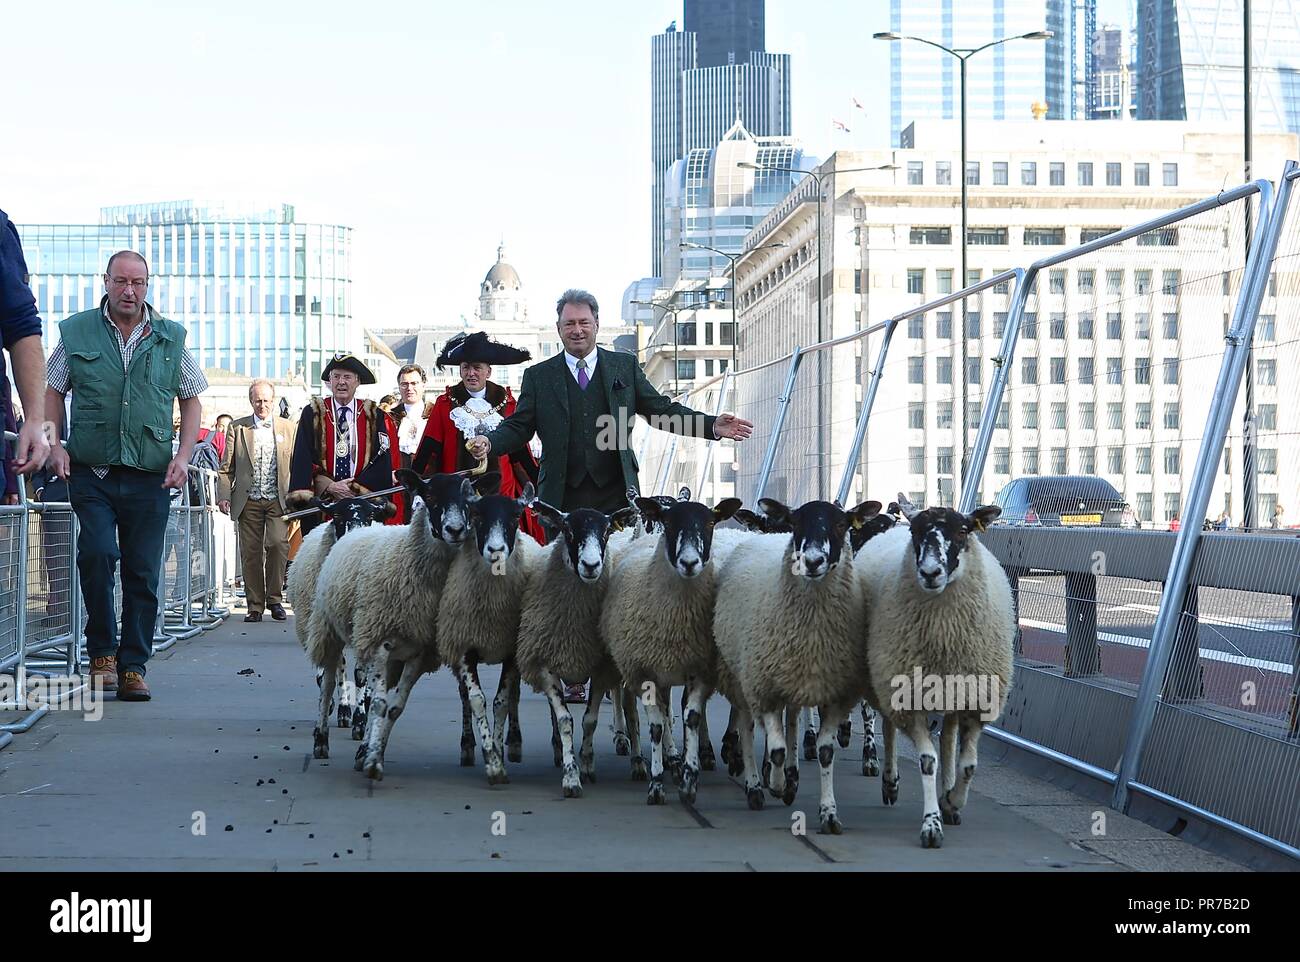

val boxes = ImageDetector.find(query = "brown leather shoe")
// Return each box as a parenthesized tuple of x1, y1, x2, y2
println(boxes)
(244, 611, 263, 622)
(269, 604, 287, 621)
(90, 655, 118, 691)
(117, 671, 151, 701)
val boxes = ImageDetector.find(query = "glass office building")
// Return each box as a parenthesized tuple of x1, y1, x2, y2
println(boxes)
(19, 200, 356, 382)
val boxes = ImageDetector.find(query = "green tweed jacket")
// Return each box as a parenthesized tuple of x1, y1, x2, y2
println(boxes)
(483, 348, 717, 508)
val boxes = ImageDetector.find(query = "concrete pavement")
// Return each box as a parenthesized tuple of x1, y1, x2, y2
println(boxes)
(0, 607, 1249, 871)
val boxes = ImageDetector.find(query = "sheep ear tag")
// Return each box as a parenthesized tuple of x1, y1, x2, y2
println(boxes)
(851, 517, 865, 530)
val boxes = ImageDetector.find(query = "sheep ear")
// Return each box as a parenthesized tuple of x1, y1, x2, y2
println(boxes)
(895, 492, 922, 521)
(608, 506, 640, 532)
(517, 482, 536, 506)
(756, 498, 791, 527)
(849, 500, 882, 530)
(634, 497, 664, 525)
(395, 468, 423, 493)
(534, 500, 566, 535)
(966, 505, 1001, 533)
(712, 497, 743, 523)
(732, 508, 764, 532)
(461, 478, 482, 503)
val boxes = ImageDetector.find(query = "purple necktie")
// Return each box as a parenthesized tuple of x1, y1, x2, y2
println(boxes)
(576, 358, 589, 390)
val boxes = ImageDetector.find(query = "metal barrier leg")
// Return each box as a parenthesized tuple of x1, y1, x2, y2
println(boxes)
(1063, 572, 1101, 677)
(753, 350, 804, 504)
(835, 318, 901, 507)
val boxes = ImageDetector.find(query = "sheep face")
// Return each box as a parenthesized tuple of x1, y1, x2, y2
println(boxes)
(535, 503, 639, 583)
(396, 468, 500, 545)
(907, 505, 1002, 594)
(317, 495, 397, 540)
(466, 482, 535, 566)
(636, 496, 742, 579)
(758, 498, 881, 580)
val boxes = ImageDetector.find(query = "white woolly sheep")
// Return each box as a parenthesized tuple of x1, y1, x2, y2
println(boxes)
(713, 497, 880, 834)
(516, 502, 642, 796)
(600, 495, 743, 805)
(436, 482, 538, 785)
(856, 499, 1014, 848)
(307, 470, 497, 776)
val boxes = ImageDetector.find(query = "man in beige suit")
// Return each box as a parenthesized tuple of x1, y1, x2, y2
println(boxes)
(218, 379, 297, 622)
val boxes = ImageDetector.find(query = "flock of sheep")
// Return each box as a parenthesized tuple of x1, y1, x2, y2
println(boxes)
(285, 471, 1016, 849)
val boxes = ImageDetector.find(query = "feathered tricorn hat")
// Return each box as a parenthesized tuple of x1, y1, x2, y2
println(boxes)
(436, 331, 532, 369)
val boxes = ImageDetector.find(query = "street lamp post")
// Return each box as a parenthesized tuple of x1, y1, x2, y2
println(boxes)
(631, 299, 683, 394)
(679, 241, 787, 374)
(874, 29, 1051, 495)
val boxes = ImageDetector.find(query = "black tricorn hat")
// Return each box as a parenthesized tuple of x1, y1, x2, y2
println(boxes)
(436, 331, 532, 369)
(321, 352, 377, 385)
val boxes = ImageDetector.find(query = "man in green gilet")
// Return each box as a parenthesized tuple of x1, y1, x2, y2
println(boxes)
(45, 251, 208, 702)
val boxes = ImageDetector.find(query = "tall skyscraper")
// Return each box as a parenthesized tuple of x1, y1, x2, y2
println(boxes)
(1137, 0, 1300, 134)
(887, 0, 1096, 145)
(1091, 23, 1136, 119)
(650, 2, 792, 277)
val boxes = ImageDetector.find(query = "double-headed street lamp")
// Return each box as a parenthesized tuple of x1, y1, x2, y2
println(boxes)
(874, 29, 1051, 487)
(678, 240, 787, 373)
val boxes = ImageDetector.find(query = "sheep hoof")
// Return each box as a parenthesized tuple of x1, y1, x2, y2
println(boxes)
(882, 775, 900, 806)
(562, 781, 583, 799)
(727, 751, 745, 777)
(802, 729, 817, 761)
(719, 731, 736, 765)
(746, 787, 765, 810)
(312, 743, 329, 759)
(351, 714, 367, 741)
(920, 813, 944, 848)
(353, 744, 367, 771)
(940, 795, 962, 825)
(507, 744, 523, 764)
(364, 757, 384, 781)
(629, 757, 648, 782)
(781, 768, 799, 806)
(646, 779, 666, 805)
(862, 756, 881, 778)
(613, 733, 631, 756)
(336, 704, 351, 729)
(487, 769, 510, 786)
(699, 743, 716, 772)
(678, 765, 699, 804)
(818, 813, 844, 836)
(665, 754, 683, 786)
(836, 720, 852, 749)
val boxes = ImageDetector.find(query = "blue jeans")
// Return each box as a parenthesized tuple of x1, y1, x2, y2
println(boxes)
(69, 466, 170, 676)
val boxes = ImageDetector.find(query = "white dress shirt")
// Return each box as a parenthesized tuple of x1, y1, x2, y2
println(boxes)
(398, 401, 427, 455)
(564, 347, 598, 384)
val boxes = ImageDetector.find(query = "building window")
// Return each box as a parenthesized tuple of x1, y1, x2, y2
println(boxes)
(1136, 446, 1152, 474)
(1050, 313, 1066, 339)
(1259, 449, 1278, 474)
(1164, 403, 1181, 430)
(1022, 402, 1039, 429)
(1109, 447, 1125, 474)
(676, 359, 695, 380)
(936, 161, 952, 185)
(1135, 270, 1152, 295)
(719, 322, 735, 345)
(1083, 227, 1119, 244)
(1138, 228, 1178, 246)
(908, 356, 924, 383)
(907, 161, 924, 185)
(1024, 227, 1065, 246)
(936, 269, 954, 294)
(1163, 162, 1179, 186)
(994, 312, 1008, 338)
(993, 161, 1008, 185)
(1051, 447, 1067, 474)
(966, 312, 980, 338)
(1108, 402, 1124, 430)
(704, 359, 714, 376)
(1257, 315, 1276, 341)
(936, 312, 952, 338)
(1106, 270, 1123, 294)
(1222, 272, 1232, 295)
(994, 447, 1010, 474)
(996, 401, 1010, 429)
(1107, 357, 1124, 384)
(1051, 402, 1067, 429)
(1049, 270, 1066, 294)
(937, 357, 952, 384)
(1106, 313, 1123, 339)
(1021, 357, 1038, 385)
(1022, 313, 1038, 339)
(909, 447, 925, 474)
(1023, 449, 1040, 474)
(1165, 357, 1181, 384)
(908, 402, 925, 429)
(1049, 162, 1065, 185)
(1021, 162, 1037, 186)
(966, 357, 981, 385)
(965, 161, 980, 185)
(1164, 447, 1181, 474)
(1078, 357, 1095, 385)
(1258, 403, 1277, 431)
(1135, 313, 1151, 340)
(1136, 492, 1153, 521)
(993, 273, 1011, 293)
(908, 316, 924, 338)
(907, 269, 925, 294)
(967, 227, 1009, 245)
(1106, 162, 1122, 185)
(1135, 402, 1152, 429)
(1162, 269, 1180, 295)
(1134, 162, 1150, 186)
(1257, 358, 1276, 385)
(968, 399, 982, 426)
(1079, 447, 1096, 474)
(1078, 269, 1095, 294)
(910, 226, 952, 245)
(854, 269, 863, 293)
(1078, 312, 1094, 339)
(1080, 402, 1095, 429)
(936, 402, 953, 429)
(1078, 162, 1094, 186)
(1050, 357, 1066, 384)
(676, 322, 697, 345)
(937, 447, 954, 474)
(1162, 313, 1179, 339)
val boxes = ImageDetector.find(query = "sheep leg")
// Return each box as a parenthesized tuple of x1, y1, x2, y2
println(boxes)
(492, 659, 518, 767)
(678, 677, 706, 804)
(335, 660, 351, 729)
(904, 713, 944, 849)
(661, 682, 682, 785)
(549, 701, 563, 767)
(359, 644, 392, 780)
(861, 702, 880, 777)
(815, 703, 848, 835)
(351, 663, 369, 741)
(622, 685, 646, 781)
(644, 689, 668, 805)
(461, 657, 508, 785)
(801, 706, 817, 761)
(941, 715, 983, 825)
(578, 673, 607, 782)
(720, 703, 739, 773)
(837, 715, 853, 750)
(698, 689, 716, 772)
(761, 711, 793, 803)
(457, 676, 476, 767)
(539, 668, 581, 797)
(505, 666, 523, 763)
(781, 705, 800, 806)
(610, 682, 631, 756)
(881, 714, 900, 805)
(313, 652, 339, 759)
(737, 707, 764, 810)
(372, 656, 424, 771)
(939, 711, 959, 796)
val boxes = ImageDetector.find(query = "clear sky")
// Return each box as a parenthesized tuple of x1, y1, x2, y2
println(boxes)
(1, 0, 1130, 332)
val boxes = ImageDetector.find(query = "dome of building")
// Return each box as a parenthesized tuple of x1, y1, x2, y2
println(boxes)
(483, 243, 521, 292)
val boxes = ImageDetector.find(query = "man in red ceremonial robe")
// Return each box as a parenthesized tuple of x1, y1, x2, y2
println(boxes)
(412, 332, 544, 544)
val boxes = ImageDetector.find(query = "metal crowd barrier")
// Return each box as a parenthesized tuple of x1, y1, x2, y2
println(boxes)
(2, 454, 232, 748)
(639, 165, 1300, 862)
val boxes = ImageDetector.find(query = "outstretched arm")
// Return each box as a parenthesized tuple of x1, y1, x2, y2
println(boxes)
(473, 367, 538, 459)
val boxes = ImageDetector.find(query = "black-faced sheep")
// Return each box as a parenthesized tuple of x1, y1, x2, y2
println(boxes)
(856, 501, 1014, 848)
